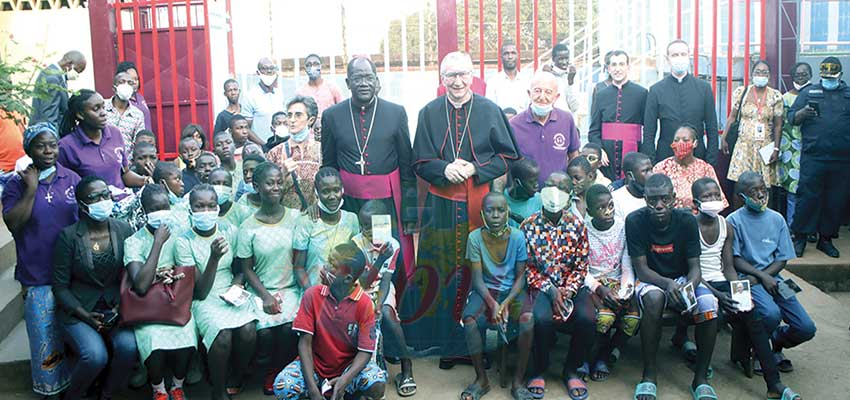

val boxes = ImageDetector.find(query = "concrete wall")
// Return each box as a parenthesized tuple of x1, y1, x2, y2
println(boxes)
(0, 8, 95, 93)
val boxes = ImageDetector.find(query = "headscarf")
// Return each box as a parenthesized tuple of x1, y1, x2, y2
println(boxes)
(23, 122, 59, 151)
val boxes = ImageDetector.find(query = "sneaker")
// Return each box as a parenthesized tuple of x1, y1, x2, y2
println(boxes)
(263, 368, 278, 395)
(152, 391, 169, 400)
(169, 387, 187, 400)
(816, 238, 840, 258)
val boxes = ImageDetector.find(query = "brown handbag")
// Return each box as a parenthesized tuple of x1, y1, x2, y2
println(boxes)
(119, 266, 195, 326)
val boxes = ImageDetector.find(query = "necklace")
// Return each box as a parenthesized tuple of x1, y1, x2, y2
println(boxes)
(348, 98, 378, 175)
(444, 96, 473, 161)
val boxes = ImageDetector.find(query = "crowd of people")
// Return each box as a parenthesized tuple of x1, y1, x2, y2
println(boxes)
(1, 36, 847, 400)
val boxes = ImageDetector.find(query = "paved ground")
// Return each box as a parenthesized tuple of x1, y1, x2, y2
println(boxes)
(3, 272, 849, 400)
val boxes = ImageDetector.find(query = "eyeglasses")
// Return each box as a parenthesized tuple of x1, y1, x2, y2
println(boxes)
(85, 190, 112, 203)
(287, 111, 307, 120)
(752, 70, 770, 77)
(442, 71, 472, 81)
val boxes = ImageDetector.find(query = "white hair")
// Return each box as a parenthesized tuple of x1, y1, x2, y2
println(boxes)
(529, 71, 558, 90)
(440, 51, 473, 75)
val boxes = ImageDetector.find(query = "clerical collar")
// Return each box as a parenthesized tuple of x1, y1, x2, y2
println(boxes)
(613, 80, 629, 90)
(671, 73, 689, 84)
(351, 96, 377, 111)
(448, 94, 472, 109)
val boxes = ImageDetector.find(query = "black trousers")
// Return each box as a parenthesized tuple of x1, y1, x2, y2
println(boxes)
(790, 156, 850, 237)
(529, 288, 596, 377)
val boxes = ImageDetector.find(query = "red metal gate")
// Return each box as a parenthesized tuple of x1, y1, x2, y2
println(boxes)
(114, 0, 214, 159)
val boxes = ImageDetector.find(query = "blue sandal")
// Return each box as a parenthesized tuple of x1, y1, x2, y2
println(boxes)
(633, 382, 657, 400)
(768, 387, 801, 400)
(691, 384, 718, 400)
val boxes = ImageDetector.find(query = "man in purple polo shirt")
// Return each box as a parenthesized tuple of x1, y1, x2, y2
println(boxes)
(510, 72, 581, 187)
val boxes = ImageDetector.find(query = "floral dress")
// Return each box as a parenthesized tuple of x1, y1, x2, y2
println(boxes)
(652, 157, 729, 210)
(727, 85, 784, 185)
(174, 222, 258, 351)
(123, 228, 197, 362)
(778, 92, 802, 194)
(266, 138, 322, 209)
(236, 209, 302, 329)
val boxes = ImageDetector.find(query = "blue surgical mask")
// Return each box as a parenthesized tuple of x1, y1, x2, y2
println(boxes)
(291, 127, 310, 142)
(191, 210, 219, 231)
(670, 57, 690, 75)
(529, 102, 553, 117)
(146, 210, 172, 229)
(38, 166, 56, 181)
(85, 199, 114, 221)
(822, 78, 840, 91)
(753, 76, 769, 88)
(306, 66, 321, 80)
(213, 185, 232, 205)
(243, 181, 256, 194)
(740, 194, 767, 213)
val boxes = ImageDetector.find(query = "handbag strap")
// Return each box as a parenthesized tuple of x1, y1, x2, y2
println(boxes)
(733, 85, 750, 125)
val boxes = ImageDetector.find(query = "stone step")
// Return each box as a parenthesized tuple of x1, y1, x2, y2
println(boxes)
(0, 320, 30, 393)
(0, 267, 23, 345)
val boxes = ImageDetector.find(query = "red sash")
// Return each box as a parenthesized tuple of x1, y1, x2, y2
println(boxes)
(601, 122, 642, 178)
(339, 169, 415, 280)
(428, 179, 489, 231)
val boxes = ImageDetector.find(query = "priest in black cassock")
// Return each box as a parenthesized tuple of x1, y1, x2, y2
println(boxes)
(588, 50, 648, 179)
(321, 56, 418, 288)
(409, 51, 520, 364)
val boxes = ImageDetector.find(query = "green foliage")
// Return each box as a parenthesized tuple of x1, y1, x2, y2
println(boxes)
(0, 35, 65, 125)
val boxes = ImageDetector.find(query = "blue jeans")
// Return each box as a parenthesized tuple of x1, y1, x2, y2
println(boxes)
(751, 277, 817, 350)
(61, 322, 138, 400)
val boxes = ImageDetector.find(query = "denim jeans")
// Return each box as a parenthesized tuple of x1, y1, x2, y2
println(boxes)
(61, 322, 138, 400)
(750, 276, 817, 350)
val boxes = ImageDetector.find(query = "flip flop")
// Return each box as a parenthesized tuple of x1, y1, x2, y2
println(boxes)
(691, 384, 718, 400)
(460, 383, 490, 400)
(527, 377, 545, 399)
(590, 359, 611, 382)
(564, 377, 589, 400)
(575, 362, 590, 381)
(633, 381, 657, 400)
(511, 387, 535, 400)
(395, 373, 417, 397)
(225, 385, 242, 396)
(767, 387, 802, 400)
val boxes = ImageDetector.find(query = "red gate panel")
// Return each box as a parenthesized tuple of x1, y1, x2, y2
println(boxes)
(114, 0, 213, 160)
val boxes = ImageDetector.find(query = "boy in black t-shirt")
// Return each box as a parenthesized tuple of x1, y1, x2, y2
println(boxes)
(625, 174, 719, 400)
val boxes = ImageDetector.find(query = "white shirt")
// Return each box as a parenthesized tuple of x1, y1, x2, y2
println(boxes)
(699, 215, 728, 283)
(486, 70, 531, 112)
(584, 216, 634, 293)
(552, 72, 580, 113)
(612, 186, 646, 220)
(241, 81, 286, 141)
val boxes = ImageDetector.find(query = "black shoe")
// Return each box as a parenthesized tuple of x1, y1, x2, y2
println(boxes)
(793, 238, 806, 257)
(807, 233, 818, 243)
(816, 238, 840, 258)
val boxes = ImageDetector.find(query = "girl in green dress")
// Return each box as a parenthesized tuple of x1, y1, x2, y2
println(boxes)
(236, 162, 301, 394)
(293, 168, 360, 289)
(235, 153, 264, 211)
(208, 167, 254, 228)
(175, 184, 258, 400)
(124, 184, 197, 400)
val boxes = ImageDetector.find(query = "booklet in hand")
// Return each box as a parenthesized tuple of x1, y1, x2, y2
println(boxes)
(730, 280, 753, 312)
(680, 282, 698, 312)
(371, 214, 393, 245)
(778, 278, 802, 300)
(220, 285, 251, 307)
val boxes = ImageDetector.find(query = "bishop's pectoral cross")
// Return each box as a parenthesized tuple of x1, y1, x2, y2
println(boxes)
(355, 155, 366, 175)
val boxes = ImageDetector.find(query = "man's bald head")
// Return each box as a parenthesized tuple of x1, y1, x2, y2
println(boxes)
(60, 50, 86, 73)
(529, 71, 558, 91)
(347, 56, 377, 77)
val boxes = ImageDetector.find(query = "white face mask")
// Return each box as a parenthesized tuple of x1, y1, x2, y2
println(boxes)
(66, 66, 80, 81)
(259, 74, 277, 86)
(115, 83, 134, 101)
(697, 200, 725, 218)
(273, 125, 290, 139)
(793, 81, 809, 91)
(752, 76, 769, 88)
(540, 186, 569, 213)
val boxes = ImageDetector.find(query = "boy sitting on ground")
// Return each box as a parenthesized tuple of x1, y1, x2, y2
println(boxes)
(273, 242, 387, 400)
(583, 184, 640, 382)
